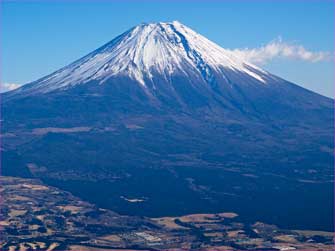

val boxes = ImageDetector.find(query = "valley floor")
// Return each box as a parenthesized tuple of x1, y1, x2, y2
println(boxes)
(0, 176, 334, 251)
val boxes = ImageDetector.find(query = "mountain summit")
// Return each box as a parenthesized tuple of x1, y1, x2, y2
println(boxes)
(9, 21, 269, 97)
(2, 21, 333, 231)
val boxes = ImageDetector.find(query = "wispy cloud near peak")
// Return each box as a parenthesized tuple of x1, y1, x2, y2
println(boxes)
(0, 82, 22, 93)
(230, 37, 332, 65)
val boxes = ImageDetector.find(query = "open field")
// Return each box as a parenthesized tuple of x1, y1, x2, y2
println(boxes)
(1, 176, 334, 251)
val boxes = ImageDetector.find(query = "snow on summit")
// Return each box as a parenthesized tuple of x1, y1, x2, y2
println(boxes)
(11, 21, 270, 95)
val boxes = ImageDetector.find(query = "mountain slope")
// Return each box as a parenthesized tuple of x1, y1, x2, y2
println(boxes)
(1, 21, 333, 231)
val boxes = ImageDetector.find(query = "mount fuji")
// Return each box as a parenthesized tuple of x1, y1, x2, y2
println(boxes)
(7, 21, 268, 94)
(2, 21, 333, 231)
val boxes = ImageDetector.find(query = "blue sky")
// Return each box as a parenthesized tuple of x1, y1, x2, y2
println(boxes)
(1, 1, 334, 97)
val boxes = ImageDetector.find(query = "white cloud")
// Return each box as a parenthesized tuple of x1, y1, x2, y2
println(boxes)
(231, 37, 332, 65)
(0, 82, 22, 93)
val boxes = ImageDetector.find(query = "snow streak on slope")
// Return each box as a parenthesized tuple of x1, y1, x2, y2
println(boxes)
(13, 21, 270, 95)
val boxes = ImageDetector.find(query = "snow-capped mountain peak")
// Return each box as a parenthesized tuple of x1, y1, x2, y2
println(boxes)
(12, 21, 270, 95)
